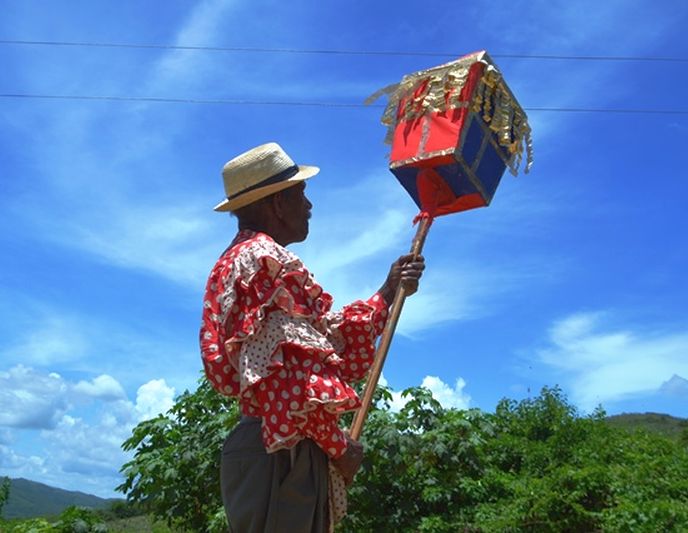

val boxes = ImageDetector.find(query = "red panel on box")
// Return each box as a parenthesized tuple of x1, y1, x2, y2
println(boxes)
(390, 61, 485, 167)
(425, 61, 485, 155)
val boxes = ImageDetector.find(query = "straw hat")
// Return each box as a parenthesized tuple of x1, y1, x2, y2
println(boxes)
(214, 142, 320, 212)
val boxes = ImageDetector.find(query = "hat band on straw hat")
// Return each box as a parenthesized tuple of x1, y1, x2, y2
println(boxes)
(227, 164, 300, 202)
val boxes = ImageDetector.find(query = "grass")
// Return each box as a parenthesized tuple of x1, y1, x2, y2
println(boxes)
(106, 515, 180, 532)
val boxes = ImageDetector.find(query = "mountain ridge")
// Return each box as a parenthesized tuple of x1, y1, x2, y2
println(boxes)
(2, 477, 121, 519)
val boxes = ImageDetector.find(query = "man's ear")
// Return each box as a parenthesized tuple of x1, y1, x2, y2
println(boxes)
(271, 191, 286, 221)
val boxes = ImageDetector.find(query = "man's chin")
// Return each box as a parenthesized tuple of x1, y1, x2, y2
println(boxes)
(291, 230, 309, 244)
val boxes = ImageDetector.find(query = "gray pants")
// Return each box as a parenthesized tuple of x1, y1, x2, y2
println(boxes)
(221, 418, 329, 533)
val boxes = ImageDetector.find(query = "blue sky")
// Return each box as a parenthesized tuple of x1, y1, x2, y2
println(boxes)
(1, 0, 687, 498)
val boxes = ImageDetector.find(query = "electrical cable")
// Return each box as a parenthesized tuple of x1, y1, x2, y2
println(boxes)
(2, 93, 688, 114)
(1, 39, 687, 63)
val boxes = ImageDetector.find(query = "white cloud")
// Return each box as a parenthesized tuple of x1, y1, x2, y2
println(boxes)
(0, 366, 134, 430)
(44, 413, 132, 479)
(0, 366, 70, 429)
(379, 374, 471, 412)
(73, 375, 127, 401)
(537, 312, 688, 411)
(0, 445, 47, 476)
(420, 376, 471, 410)
(0, 366, 177, 497)
(134, 379, 176, 422)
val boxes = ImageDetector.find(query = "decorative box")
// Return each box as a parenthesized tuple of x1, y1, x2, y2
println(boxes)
(369, 50, 533, 217)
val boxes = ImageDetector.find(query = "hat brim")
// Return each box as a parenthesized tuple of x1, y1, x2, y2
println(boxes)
(214, 165, 320, 212)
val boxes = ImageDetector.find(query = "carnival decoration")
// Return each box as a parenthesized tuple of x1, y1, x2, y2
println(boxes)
(350, 50, 533, 439)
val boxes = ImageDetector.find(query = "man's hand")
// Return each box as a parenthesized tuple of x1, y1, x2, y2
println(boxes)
(379, 254, 426, 306)
(331, 434, 364, 486)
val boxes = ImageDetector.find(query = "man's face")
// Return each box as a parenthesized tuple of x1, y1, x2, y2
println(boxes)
(277, 181, 312, 244)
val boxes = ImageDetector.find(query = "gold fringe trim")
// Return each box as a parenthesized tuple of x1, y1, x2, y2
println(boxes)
(366, 51, 533, 175)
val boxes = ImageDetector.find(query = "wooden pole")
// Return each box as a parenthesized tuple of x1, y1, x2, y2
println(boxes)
(349, 215, 433, 440)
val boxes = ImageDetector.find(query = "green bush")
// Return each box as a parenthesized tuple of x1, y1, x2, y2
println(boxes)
(118, 380, 688, 532)
(52, 506, 106, 533)
(118, 377, 237, 532)
(4, 517, 54, 533)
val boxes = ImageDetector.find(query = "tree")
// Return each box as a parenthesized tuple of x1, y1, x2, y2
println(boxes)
(118, 376, 239, 532)
(0, 476, 9, 519)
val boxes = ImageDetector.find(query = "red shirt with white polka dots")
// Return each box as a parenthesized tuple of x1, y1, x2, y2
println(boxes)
(200, 230, 389, 459)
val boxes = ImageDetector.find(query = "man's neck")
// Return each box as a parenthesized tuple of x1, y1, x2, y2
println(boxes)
(238, 222, 290, 247)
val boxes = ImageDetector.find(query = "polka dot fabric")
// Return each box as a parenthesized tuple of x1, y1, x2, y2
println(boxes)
(200, 230, 389, 459)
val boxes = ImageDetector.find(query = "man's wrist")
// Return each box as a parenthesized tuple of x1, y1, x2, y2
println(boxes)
(378, 284, 395, 307)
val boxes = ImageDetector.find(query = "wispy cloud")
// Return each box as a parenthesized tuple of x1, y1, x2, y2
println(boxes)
(54, 203, 225, 287)
(536, 312, 688, 411)
(0, 296, 199, 396)
(294, 170, 547, 335)
(148, 0, 240, 93)
(2, 315, 89, 366)
(4, 1, 245, 290)
(456, 0, 684, 144)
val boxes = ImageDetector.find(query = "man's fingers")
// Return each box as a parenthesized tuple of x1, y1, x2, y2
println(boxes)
(401, 263, 425, 279)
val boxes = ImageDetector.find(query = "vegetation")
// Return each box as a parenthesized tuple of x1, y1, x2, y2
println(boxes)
(117, 378, 238, 533)
(5, 380, 687, 532)
(345, 387, 688, 532)
(0, 502, 176, 533)
(113, 378, 688, 532)
(0, 476, 10, 518)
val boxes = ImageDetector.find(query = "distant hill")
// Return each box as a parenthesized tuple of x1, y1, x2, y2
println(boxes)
(606, 412, 688, 441)
(2, 478, 121, 519)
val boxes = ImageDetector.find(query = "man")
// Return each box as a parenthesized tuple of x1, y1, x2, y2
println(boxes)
(200, 142, 424, 532)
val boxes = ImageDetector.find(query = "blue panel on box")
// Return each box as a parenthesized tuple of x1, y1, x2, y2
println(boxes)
(391, 165, 422, 208)
(475, 141, 507, 204)
(433, 162, 480, 198)
(460, 116, 483, 168)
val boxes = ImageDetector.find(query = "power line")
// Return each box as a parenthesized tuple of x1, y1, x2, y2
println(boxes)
(0, 93, 372, 108)
(2, 93, 688, 115)
(1, 39, 687, 63)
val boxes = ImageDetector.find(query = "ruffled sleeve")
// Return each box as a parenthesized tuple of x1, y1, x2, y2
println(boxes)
(323, 292, 389, 382)
(202, 232, 334, 396)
